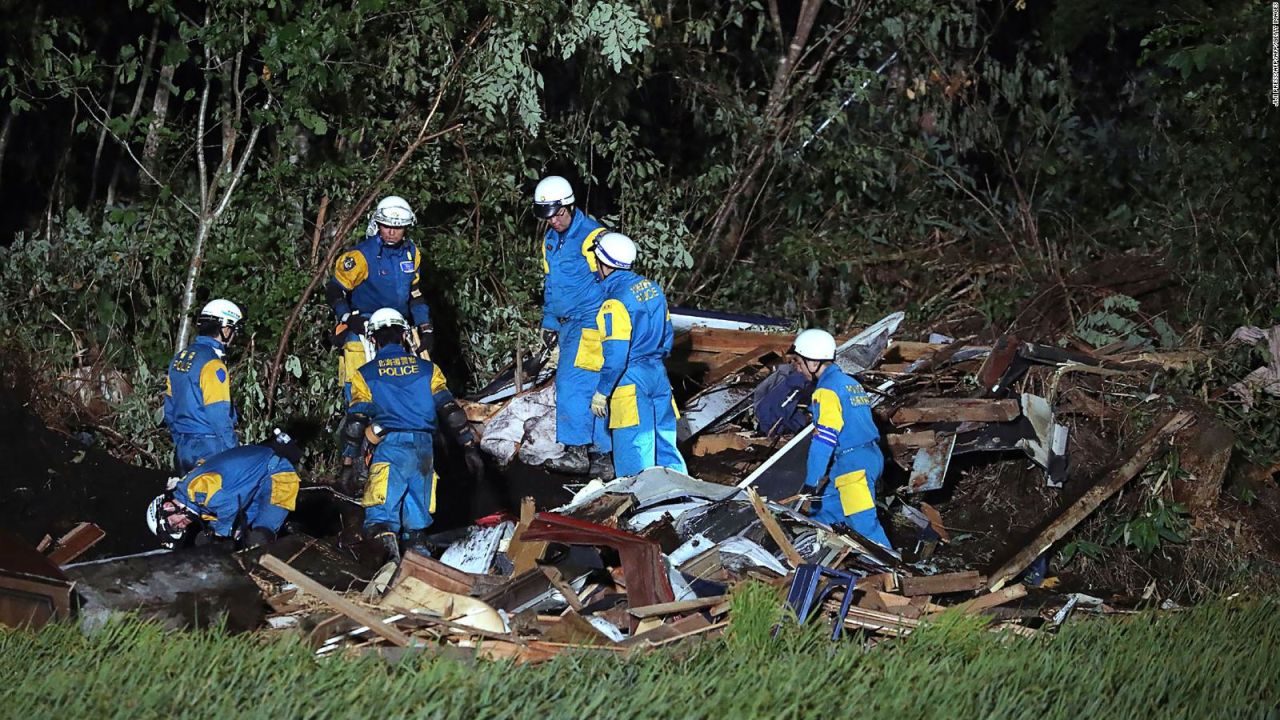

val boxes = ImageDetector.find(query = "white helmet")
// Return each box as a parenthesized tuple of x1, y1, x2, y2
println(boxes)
(533, 176, 575, 219)
(793, 329, 836, 362)
(593, 232, 636, 270)
(367, 308, 409, 333)
(199, 299, 243, 328)
(146, 495, 188, 548)
(372, 195, 415, 228)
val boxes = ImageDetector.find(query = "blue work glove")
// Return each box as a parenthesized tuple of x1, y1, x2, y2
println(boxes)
(590, 392, 608, 418)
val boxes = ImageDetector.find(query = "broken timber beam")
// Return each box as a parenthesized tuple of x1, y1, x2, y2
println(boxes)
(892, 399, 1021, 425)
(702, 344, 777, 386)
(899, 570, 985, 597)
(259, 554, 412, 648)
(951, 584, 1027, 615)
(987, 410, 1195, 591)
(628, 595, 729, 619)
(746, 488, 804, 568)
(45, 523, 106, 565)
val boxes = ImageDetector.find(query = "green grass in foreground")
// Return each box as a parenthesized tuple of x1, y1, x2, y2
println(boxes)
(1, 584, 1277, 719)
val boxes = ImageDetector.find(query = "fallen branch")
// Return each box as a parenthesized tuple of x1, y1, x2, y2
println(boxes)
(987, 411, 1195, 591)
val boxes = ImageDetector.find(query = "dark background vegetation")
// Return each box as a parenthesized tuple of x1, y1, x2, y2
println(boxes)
(0, 0, 1274, 464)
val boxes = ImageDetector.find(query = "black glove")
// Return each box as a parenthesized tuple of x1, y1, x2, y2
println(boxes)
(345, 312, 367, 336)
(540, 328, 558, 351)
(418, 323, 435, 354)
(463, 446, 485, 481)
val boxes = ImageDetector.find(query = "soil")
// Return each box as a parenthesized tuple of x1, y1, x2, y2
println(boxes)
(0, 370, 164, 560)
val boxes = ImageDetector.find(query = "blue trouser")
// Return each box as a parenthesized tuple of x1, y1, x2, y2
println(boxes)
(608, 358, 686, 478)
(361, 431, 435, 533)
(172, 431, 237, 474)
(557, 320, 611, 452)
(808, 443, 891, 549)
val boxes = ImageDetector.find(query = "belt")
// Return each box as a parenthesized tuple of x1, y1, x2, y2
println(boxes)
(834, 439, 879, 457)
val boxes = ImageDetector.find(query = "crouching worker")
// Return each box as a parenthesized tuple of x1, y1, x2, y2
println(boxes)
(343, 308, 482, 563)
(792, 329, 893, 550)
(145, 430, 303, 549)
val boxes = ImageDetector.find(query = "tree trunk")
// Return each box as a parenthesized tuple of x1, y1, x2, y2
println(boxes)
(87, 71, 120, 207)
(0, 112, 12, 195)
(141, 62, 176, 179)
(106, 18, 159, 206)
(176, 217, 211, 352)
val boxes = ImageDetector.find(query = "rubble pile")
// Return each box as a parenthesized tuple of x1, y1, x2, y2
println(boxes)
(3, 313, 1272, 663)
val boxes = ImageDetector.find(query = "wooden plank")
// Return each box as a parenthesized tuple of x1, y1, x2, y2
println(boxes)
(692, 433, 753, 457)
(951, 584, 1027, 615)
(920, 502, 951, 543)
(540, 566, 584, 612)
(987, 411, 1195, 591)
(684, 328, 793, 354)
(702, 344, 778, 385)
(885, 432, 937, 453)
(259, 554, 412, 648)
(396, 550, 478, 596)
(746, 488, 803, 568)
(883, 341, 948, 362)
(628, 595, 729, 619)
(507, 497, 548, 575)
(541, 610, 615, 646)
(892, 398, 1021, 425)
(899, 570, 985, 597)
(46, 523, 106, 565)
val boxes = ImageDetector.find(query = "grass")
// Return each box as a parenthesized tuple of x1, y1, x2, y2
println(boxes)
(2, 583, 1277, 719)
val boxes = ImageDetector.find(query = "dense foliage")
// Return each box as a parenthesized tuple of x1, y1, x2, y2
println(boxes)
(2, 587, 1278, 716)
(0, 0, 1273, 460)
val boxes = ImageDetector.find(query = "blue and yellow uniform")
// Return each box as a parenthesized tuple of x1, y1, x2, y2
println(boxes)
(327, 234, 430, 394)
(349, 342, 455, 534)
(543, 210, 611, 452)
(163, 335, 238, 473)
(171, 445, 300, 539)
(803, 364, 891, 548)
(594, 269, 687, 477)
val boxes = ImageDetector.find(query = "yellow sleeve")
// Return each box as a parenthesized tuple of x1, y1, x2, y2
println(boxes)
(812, 387, 845, 431)
(269, 471, 300, 510)
(350, 369, 373, 406)
(580, 228, 604, 274)
(430, 364, 449, 395)
(598, 299, 633, 341)
(185, 472, 223, 505)
(541, 238, 550, 275)
(333, 250, 369, 291)
(198, 359, 231, 405)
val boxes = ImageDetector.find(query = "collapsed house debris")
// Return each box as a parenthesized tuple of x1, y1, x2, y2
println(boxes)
(3, 309, 1267, 664)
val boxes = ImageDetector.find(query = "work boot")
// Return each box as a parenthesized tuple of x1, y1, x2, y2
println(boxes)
(588, 451, 615, 481)
(239, 527, 276, 550)
(364, 524, 401, 565)
(402, 529, 435, 559)
(337, 462, 365, 499)
(545, 444, 590, 475)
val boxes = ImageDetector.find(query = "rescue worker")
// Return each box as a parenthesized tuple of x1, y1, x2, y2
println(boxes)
(343, 308, 483, 562)
(793, 328, 893, 549)
(533, 175, 612, 477)
(326, 195, 434, 400)
(163, 299, 243, 474)
(588, 232, 688, 478)
(145, 430, 303, 549)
